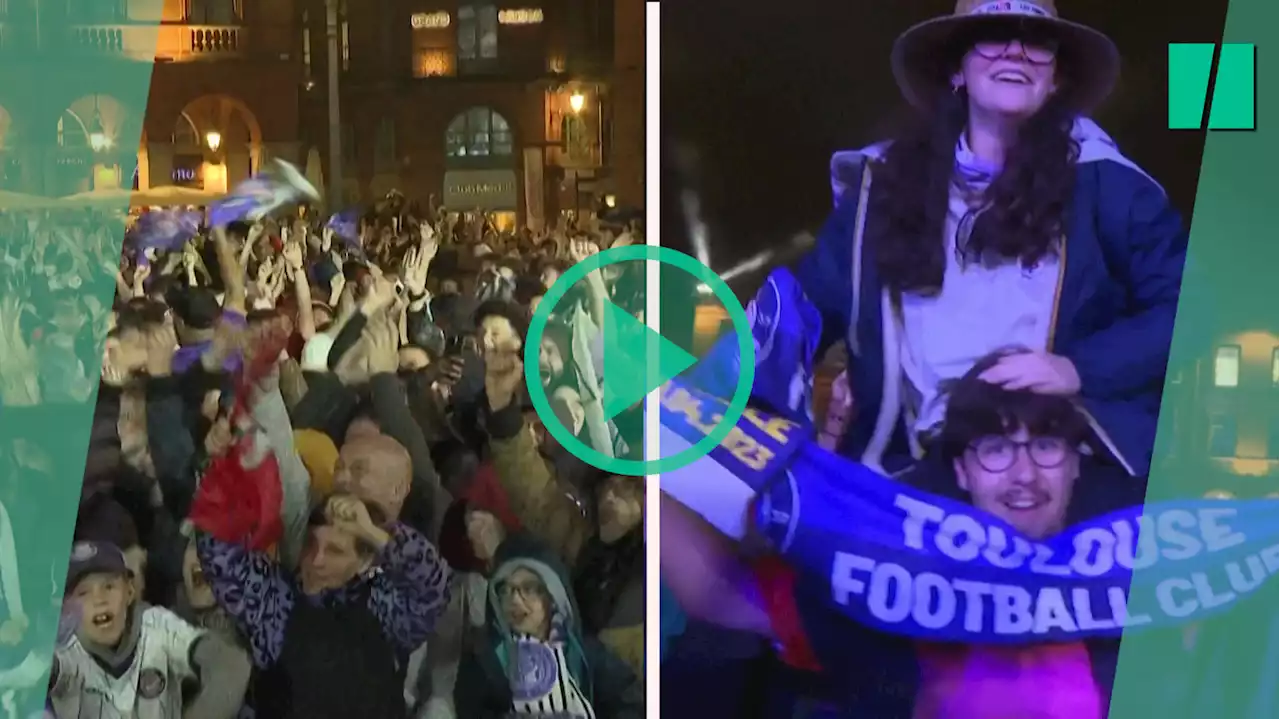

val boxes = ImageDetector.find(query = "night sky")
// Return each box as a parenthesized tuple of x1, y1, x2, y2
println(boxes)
(659, 0, 1230, 280)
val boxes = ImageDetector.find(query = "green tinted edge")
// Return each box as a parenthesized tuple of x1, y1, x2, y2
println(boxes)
(0, 8, 160, 715)
(1110, 0, 1279, 716)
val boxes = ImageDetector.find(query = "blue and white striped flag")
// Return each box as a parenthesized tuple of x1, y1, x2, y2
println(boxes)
(207, 158, 319, 227)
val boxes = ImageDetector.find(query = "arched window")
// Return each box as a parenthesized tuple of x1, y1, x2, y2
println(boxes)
(172, 112, 199, 147)
(444, 107, 512, 159)
(57, 111, 87, 148)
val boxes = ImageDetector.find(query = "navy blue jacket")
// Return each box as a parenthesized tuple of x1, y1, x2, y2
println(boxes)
(796, 157, 1188, 476)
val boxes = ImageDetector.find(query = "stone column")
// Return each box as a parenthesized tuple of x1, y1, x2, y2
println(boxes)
(148, 143, 174, 190)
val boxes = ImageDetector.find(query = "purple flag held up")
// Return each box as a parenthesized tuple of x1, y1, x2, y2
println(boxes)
(207, 158, 319, 227)
(131, 209, 201, 254)
(327, 209, 368, 261)
(326, 209, 359, 244)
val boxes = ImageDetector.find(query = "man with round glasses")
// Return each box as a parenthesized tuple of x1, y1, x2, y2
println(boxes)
(662, 347, 1148, 715)
(927, 346, 1123, 542)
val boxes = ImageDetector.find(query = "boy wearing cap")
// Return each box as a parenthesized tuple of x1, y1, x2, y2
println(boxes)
(48, 541, 250, 719)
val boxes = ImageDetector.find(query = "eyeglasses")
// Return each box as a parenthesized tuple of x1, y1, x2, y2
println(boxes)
(968, 435, 1068, 473)
(498, 580, 544, 602)
(972, 38, 1058, 66)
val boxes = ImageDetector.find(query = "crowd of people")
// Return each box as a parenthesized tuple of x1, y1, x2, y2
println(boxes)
(0, 188, 646, 718)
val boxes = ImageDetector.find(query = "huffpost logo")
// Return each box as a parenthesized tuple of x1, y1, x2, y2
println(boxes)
(1168, 43, 1256, 131)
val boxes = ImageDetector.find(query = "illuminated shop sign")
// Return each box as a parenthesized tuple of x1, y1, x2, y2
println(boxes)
(498, 8, 543, 25)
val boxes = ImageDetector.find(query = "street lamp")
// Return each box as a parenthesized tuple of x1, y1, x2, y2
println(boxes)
(205, 130, 222, 153)
(569, 92, 585, 113)
(88, 113, 109, 152)
(88, 95, 111, 152)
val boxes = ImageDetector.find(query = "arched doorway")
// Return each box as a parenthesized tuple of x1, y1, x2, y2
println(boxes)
(152, 95, 261, 194)
(55, 94, 139, 195)
(442, 106, 518, 231)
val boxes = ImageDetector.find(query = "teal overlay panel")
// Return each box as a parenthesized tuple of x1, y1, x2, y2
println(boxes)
(1208, 43, 1256, 130)
(1168, 43, 1217, 130)
(0, 4, 161, 714)
(1168, 42, 1259, 130)
(1113, 1, 1277, 717)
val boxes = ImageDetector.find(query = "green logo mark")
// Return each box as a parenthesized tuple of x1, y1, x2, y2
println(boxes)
(1168, 43, 1256, 131)
(524, 245, 755, 476)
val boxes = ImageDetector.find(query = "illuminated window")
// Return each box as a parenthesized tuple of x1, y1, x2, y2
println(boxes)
(336, 0, 349, 71)
(374, 118, 397, 171)
(498, 8, 543, 25)
(445, 107, 512, 158)
(1213, 345, 1240, 387)
(341, 21, 350, 70)
(302, 10, 311, 75)
(457, 3, 498, 64)
(411, 9, 455, 77)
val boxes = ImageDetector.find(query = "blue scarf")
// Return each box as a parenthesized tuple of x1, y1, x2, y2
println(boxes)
(661, 379, 1279, 644)
(666, 268, 1278, 644)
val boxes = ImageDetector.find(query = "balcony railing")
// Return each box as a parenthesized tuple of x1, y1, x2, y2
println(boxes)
(66, 24, 245, 62)
(69, 25, 127, 54)
(175, 25, 243, 59)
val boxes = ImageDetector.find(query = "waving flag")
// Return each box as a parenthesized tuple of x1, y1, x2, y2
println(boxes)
(326, 209, 359, 244)
(326, 209, 369, 264)
(130, 208, 201, 254)
(685, 267, 823, 426)
(207, 159, 319, 227)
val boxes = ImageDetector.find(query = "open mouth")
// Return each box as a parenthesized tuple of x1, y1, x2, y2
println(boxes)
(991, 70, 1032, 85)
(1001, 494, 1047, 512)
(91, 612, 115, 628)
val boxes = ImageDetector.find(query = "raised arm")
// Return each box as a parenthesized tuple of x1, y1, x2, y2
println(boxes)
(366, 523, 452, 655)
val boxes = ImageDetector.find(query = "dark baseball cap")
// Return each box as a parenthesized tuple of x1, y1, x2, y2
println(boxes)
(65, 541, 131, 593)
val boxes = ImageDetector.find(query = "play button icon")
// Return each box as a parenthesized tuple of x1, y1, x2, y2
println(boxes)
(524, 244, 755, 476)
(601, 300, 697, 421)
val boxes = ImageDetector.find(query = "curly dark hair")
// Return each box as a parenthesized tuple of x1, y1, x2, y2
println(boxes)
(866, 88, 1079, 295)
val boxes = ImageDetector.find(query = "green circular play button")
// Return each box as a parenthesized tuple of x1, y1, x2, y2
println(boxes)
(524, 245, 755, 476)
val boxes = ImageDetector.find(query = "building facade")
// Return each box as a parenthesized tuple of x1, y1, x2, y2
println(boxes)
(300, 0, 642, 229)
(0, 0, 642, 229)
(0, 0, 300, 198)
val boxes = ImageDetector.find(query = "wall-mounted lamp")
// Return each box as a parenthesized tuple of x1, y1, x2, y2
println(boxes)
(569, 92, 585, 113)
(88, 115, 109, 152)
(205, 130, 222, 152)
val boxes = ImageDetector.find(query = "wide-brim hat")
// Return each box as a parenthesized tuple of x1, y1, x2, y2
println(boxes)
(892, 0, 1119, 112)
